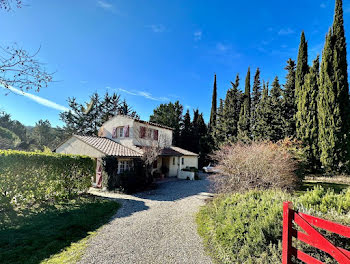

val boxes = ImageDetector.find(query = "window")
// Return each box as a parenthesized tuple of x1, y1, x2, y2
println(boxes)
(181, 158, 184, 165)
(140, 126, 146, 138)
(112, 127, 117, 138)
(118, 127, 124, 137)
(118, 160, 133, 173)
(154, 130, 159, 140)
(173, 157, 175, 165)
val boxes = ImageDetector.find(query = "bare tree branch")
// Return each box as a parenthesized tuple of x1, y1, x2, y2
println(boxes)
(0, 44, 54, 92)
(0, 0, 21, 11)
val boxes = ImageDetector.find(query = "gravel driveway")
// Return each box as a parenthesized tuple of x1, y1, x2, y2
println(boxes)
(79, 174, 213, 264)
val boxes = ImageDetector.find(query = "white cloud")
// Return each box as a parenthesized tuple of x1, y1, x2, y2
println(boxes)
(1, 84, 70, 112)
(97, 0, 113, 10)
(117, 88, 169, 101)
(320, 3, 326, 8)
(278, 28, 295, 36)
(146, 24, 166, 33)
(194, 30, 202, 41)
(216, 42, 231, 52)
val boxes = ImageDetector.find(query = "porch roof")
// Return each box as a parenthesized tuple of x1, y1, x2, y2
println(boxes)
(159, 146, 198, 157)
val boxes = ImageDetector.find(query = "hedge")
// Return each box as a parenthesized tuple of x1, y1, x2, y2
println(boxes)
(0, 150, 95, 208)
(196, 187, 350, 263)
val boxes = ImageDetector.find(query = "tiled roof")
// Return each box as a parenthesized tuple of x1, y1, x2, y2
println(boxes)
(74, 135, 142, 157)
(159, 146, 198, 156)
(169, 146, 198, 156)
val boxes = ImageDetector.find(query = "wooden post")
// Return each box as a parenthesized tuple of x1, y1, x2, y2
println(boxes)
(282, 201, 293, 264)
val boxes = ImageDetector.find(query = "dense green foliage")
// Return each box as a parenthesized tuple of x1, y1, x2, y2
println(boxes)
(0, 150, 95, 208)
(149, 100, 183, 146)
(197, 187, 350, 264)
(318, 0, 350, 172)
(0, 126, 21, 149)
(0, 196, 120, 264)
(0, 111, 67, 151)
(60, 91, 138, 137)
(296, 57, 320, 169)
(209, 73, 217, 133)
(250, 68, 262, 136)
(237, 68, 251, 141)
(102, 156, 148, 193)
(282, 59, 296, 137)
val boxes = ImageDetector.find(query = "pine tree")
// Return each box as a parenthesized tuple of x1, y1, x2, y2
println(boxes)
(237, 67, 251, 141)
(295, 31, 309, 140)
(253, 81, 272, 140)
(297, 56, 320, 168)
(318, 0, 350, 171)
(209, 73, 217, 133)
(282, 59, 296, 138)
(221, 74, 242, 142)
(251, 68, 262, 135)
(269, 77, 284, 142)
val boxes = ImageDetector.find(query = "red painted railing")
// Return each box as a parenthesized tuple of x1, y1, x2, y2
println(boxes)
(282, 201, 350, 264)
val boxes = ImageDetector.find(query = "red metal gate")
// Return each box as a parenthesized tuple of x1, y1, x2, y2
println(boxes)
(282, 201, 350, 264)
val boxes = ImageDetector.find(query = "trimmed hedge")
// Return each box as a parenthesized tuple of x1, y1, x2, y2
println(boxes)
(0, 150, 95, 208)
(197, 187, 350, 263)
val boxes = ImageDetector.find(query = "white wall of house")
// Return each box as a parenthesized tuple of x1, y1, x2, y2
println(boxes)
(168, 156, 180, 177)
(181, 156, 198, 168)
(56, 136, 104, 158)
(98, 115, 173, 148)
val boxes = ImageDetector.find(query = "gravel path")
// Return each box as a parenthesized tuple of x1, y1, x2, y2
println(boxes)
(79, 175, 213, 264)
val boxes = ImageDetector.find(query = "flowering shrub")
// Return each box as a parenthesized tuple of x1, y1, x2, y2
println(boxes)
(0, 150, 95, 208)
(211, 141, 299, 193)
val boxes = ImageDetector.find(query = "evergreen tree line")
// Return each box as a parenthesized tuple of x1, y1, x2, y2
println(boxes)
(209, 0, 350, 172)
(149, 101, 211, 167)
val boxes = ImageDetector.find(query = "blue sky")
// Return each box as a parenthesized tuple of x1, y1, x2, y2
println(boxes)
(0, 0, 348, 127)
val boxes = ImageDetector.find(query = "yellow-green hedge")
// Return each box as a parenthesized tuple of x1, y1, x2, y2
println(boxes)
(0, 150, 95, 208)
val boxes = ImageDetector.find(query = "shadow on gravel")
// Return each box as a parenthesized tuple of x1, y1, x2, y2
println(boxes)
(133, 175, 213, 202)
(113, 199, 150, 219)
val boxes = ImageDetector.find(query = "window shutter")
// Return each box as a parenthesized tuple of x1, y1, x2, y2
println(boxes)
(154, 130, 159, 140)
(124, 125, 130, 137)
(112, 127, 117, 138)
(140, 126, 146, 138)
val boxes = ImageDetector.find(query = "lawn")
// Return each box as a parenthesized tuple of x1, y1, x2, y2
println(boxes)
(0, 195, 120, 264)
(296, 176, 350, 195)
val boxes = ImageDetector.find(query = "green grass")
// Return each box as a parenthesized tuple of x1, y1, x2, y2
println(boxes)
(296, 180, 350, 195)
(0, 195, 120, 264)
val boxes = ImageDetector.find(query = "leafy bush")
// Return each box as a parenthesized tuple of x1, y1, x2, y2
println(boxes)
(0, 150, 95, 209)
(102, 156, 148, 193)
(211, 142, 299, 193)
(196, 187, 350, 263)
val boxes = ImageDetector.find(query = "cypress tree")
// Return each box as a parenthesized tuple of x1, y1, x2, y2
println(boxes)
(282, 59, 296, 138)
(180, 109, 192, 149)
(269, 77, 284, 142)
(237, 67, 251, 141)
(251, 68, 262, 135)
(295, 31, 309, 140)
(209, 74, 217, 133)
(214, 99, 225, 145)
(318, 0, 350, 171)
(253, 81, 273, 140)
(297, 56, 320, 169)
(221, 74, 241, 142)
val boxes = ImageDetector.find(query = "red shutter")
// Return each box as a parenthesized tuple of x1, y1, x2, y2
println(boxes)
(112, 127, 117, 138)
(140, 126, 146, 138)
(154, 130, 159, 140)
(124, 125, 129, 137)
